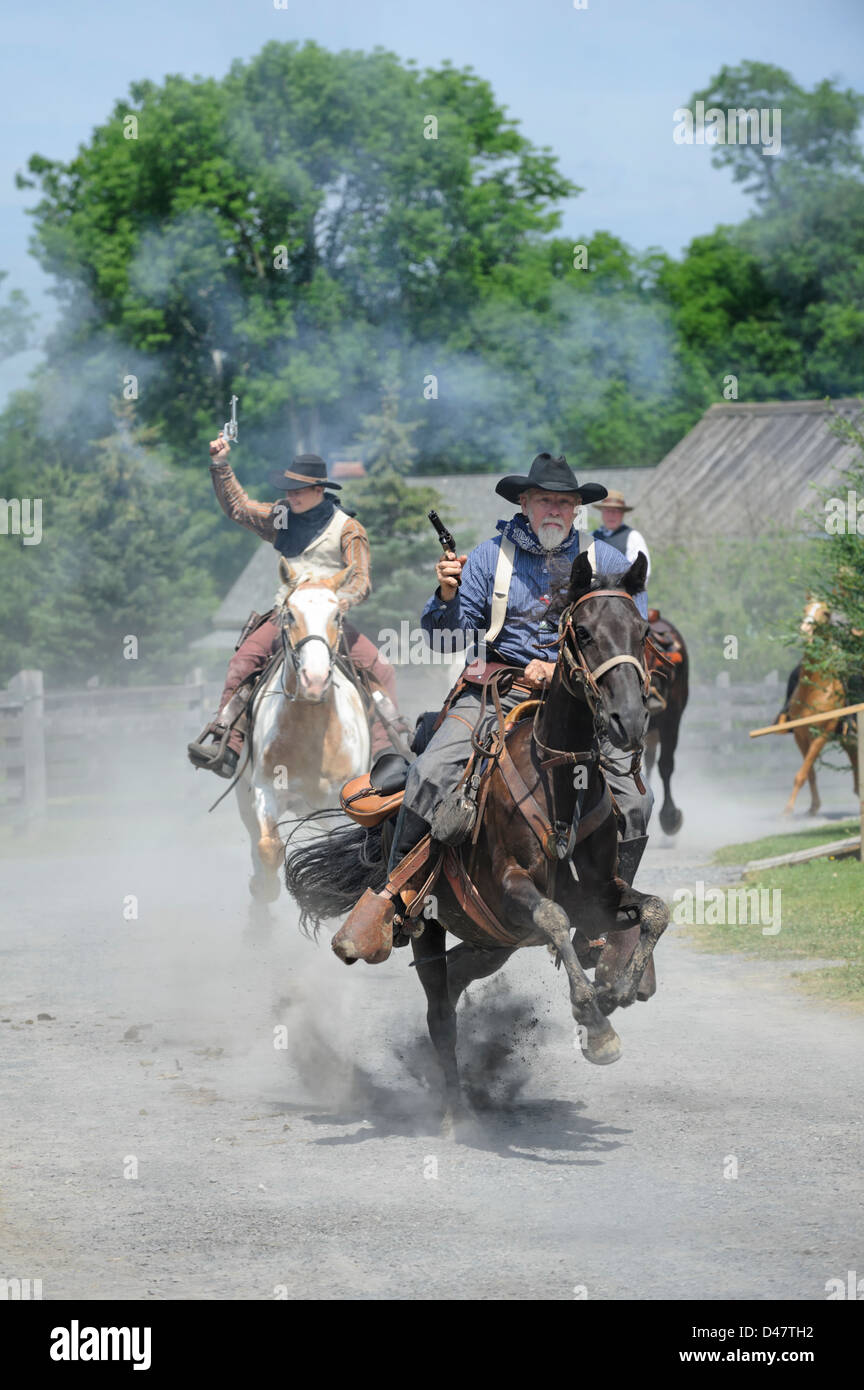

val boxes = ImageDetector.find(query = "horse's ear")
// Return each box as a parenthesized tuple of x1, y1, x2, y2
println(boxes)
(621, 551, 648, 595)
(278, 559, 298, 592)
(567, 551, 594, 601)
(333, 563, 357, 592)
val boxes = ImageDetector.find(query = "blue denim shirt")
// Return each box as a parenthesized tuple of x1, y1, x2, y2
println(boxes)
(421, 515, 649, 667)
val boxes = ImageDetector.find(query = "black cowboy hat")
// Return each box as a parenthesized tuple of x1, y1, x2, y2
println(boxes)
(495, 452, 607, 506)
(267, 454, 342, 492)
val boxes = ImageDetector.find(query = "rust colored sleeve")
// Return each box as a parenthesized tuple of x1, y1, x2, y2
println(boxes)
(209, 462, 276, 543)
(338, 516, 372, 610)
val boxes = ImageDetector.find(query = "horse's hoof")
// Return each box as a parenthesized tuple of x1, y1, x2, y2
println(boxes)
(660, 807, 683, 836)
(248, 875, 281, 904)
(441, 1097, 479, 1140)
(581, 1024, 622, 1066)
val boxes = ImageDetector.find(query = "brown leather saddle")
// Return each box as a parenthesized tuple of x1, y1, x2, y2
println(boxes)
(646, 608, 683, 711)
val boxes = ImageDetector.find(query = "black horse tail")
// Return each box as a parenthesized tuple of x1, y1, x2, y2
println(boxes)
(283, 811, 387, 938)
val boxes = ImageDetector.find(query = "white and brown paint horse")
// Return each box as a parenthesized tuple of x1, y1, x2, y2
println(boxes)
(237, 558, 370, 922)
(777, 596, 859, 815)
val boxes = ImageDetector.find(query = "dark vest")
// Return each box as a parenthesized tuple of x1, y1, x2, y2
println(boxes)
(593, 523, 631, 556)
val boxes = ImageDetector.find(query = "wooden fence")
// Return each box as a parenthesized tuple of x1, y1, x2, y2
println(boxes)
(0, 669, 212, 824)
(0, 664, 817, 826)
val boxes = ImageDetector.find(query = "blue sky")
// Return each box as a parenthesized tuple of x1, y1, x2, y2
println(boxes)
(2, 0, 863, 399)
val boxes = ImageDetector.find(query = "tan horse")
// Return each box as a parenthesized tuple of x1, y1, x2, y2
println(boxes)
(777, 596, 859, 815)
(237, 559, 370, 923)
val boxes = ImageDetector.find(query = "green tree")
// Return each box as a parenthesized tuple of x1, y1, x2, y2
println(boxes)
(691, 62, 864, 201)
(344, 364, 441, 636)
(0, 273, 35, 361)
(804, 409, 864, 711)
(0, 402, 216, 686)
(17, 42, 574, 467)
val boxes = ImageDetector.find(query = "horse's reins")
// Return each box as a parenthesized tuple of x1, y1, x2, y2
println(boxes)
(278, 599, 342, 700)
(532, 589, 649, 791)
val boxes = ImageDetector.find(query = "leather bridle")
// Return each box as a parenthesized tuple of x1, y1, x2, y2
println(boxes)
(278, 596, 342, 701)
(557, 588, 651, 713)
(531, 587, 649, 788)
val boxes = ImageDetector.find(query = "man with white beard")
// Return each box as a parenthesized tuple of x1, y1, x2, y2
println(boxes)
(336, 454, 654, 963)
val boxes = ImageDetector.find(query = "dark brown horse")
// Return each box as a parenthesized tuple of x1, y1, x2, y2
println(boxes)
(644, 612, 689, 835)
(285, 553, 668, 1115)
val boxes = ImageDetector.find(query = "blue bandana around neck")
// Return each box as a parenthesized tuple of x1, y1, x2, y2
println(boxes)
(497, 513, 576, 557)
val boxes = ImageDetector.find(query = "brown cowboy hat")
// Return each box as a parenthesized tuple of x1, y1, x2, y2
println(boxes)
(595, 489, 634, 513)
(267, 454, 342, 492)
(495, 452, 607, 506)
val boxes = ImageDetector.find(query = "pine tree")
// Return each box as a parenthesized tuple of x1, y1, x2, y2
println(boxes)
(344, 359, 444, 637)
(808, 411, 864, 712)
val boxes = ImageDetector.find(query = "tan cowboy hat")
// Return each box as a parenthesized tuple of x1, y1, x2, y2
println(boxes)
(596, 489, 634, 512)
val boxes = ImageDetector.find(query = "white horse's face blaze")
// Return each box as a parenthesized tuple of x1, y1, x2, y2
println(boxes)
(800, 597, 828, 640)
(285, 586, 340, 700)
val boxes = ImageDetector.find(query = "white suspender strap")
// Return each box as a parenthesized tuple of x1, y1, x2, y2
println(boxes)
(485, 535, 516, 645)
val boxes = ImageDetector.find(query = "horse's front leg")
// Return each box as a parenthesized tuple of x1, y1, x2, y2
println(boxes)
(500, 863, 622, 1066)
(657, 713, 683, 835)
(411, 921, 463, 1122)
(784, 732, 826, 815)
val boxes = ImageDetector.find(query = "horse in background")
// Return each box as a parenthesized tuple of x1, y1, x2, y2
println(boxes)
(643, 610, 689, 835)
(776, 596, 859, 816)
(237, 559, 370, 925)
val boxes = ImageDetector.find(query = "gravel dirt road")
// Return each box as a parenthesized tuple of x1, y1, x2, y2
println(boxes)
(1, 738, 862, 1302)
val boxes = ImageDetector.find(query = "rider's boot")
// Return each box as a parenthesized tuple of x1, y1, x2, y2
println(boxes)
(620, 835, 655, 1001)
(616, 834, 648, 889)
(597, 835, 656, 1001)
(187, 684, 252, 779)
(330, 805, 430, 966)
(187, 720, 240, 779)
(369, 688, 413, 758)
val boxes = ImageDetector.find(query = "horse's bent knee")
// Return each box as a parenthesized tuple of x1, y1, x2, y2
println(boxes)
(257, 836, 283, 872)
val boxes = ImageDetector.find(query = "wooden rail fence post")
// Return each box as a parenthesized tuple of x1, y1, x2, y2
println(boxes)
(8, 669, 47, 822)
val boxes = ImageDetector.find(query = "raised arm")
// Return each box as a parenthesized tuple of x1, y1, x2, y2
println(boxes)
(208, 435, 275, 543)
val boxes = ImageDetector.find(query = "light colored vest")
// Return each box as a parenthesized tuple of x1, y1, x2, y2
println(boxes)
(286, 507, 351, 580)
(485, 529, 597, 645)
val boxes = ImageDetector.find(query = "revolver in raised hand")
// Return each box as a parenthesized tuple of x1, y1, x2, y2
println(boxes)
(222, 394, 239, 443)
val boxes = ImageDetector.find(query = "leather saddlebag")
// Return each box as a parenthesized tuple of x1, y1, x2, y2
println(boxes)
(340, 776, 404, 827)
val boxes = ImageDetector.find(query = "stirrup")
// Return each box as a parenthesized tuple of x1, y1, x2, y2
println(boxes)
(187, 722, 235, 774)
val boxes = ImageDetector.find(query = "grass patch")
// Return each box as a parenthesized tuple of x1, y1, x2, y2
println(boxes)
(686, 835, 864, 1004)
(712, 818, 860, 865)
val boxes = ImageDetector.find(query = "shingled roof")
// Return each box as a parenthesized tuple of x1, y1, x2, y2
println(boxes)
(636, 398, 864, 537)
